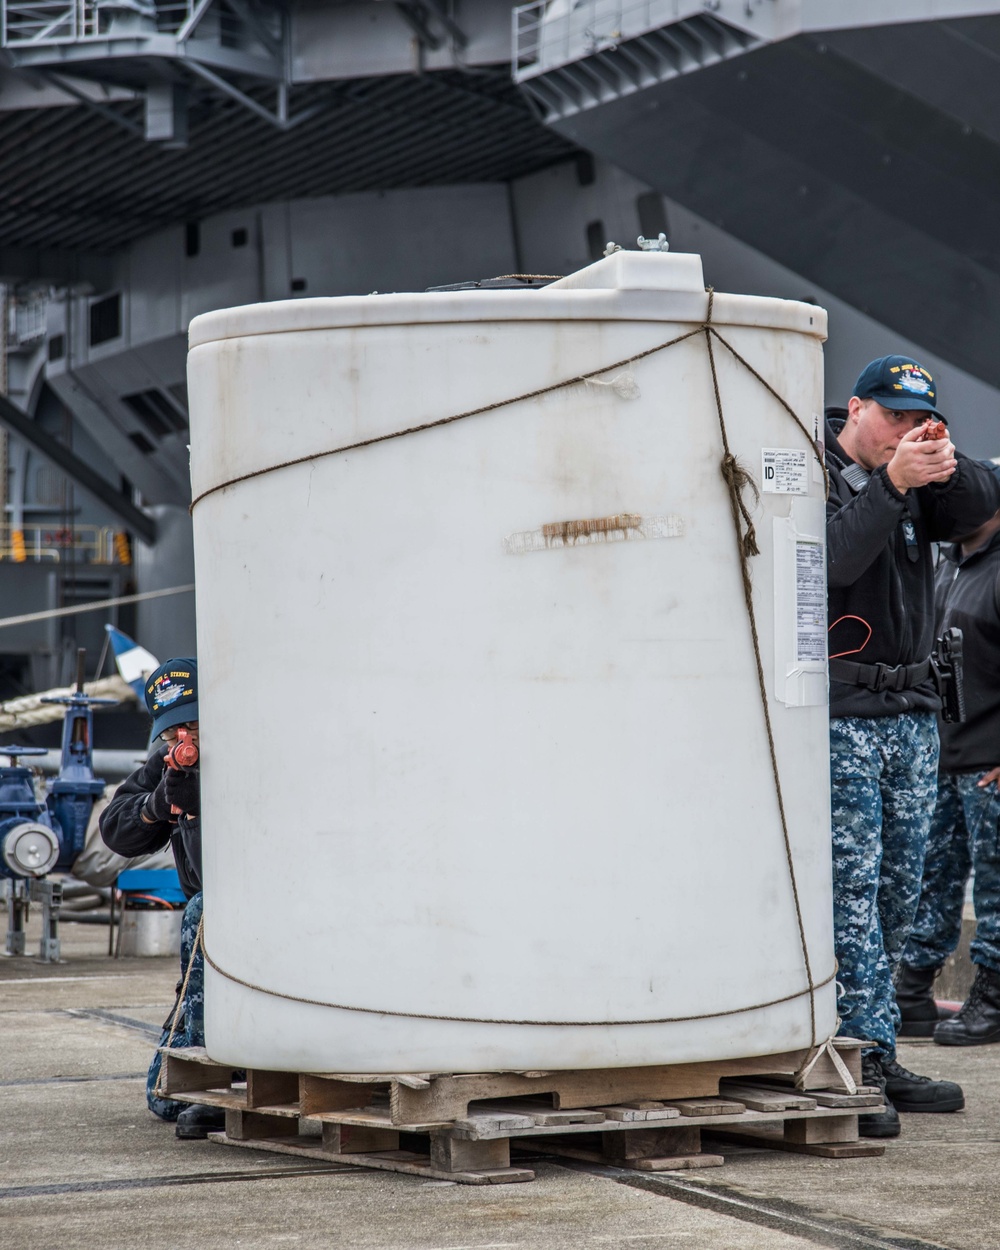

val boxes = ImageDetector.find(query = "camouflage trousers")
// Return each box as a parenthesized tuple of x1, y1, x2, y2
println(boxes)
(830, 713, 939, 1058)
(904, 771, 1000, 975)
(146, 891, 204, 1120)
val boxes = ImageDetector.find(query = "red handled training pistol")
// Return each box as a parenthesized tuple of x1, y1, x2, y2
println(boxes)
(165, 726, 198, 815)
(916, 419, 947, 442)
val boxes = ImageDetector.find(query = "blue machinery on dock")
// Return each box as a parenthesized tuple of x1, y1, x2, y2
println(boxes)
(0, 650, 112, 961)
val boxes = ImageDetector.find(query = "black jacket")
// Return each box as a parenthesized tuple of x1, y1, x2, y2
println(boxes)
(825, 412, 1000, 718)
(936, 528, 1000, 773)
(99, 743, 202, 899)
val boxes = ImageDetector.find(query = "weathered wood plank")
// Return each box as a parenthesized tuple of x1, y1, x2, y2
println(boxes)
(784, 1115, 860, 1146)
(451, 1108, 538, 1137)
(661, 1097, 746, 1117)
(630, 1153, 725, 1171)
(300, 1075, 380, 1117)
(718, 1082, 817, 1112)
(304, 1104, 450, 1133)
(481, 1100, 605, 1127)
(602, 1125, 703, 1162)
(213, 1135, 534, 1183)
(225, 1109, 300, 1141)
(713, 1112, 884, 1160)
(600, 1105, 682, 1123)
(166, 1089, 246, 1110)
(247, 1070, 299, 1110)
(159, 1049, 234, 1096)
(322, 1122, 400, 1154)
(810, 1090, 883, 1109)
(430, 1135, 511, 1173)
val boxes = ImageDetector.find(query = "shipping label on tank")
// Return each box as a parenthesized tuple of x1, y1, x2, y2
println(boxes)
(795, 541, 826, 664)
(761, 448, 809, 495)
(503, 513, 683, 556)
(773, 517, 827, 707)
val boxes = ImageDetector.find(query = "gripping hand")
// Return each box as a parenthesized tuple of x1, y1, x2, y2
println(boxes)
(144, 776, 173, 823)
(165, 766, 200, 817)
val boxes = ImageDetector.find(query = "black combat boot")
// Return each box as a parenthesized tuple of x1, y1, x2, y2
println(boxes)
(934, 965, 1000, 1046)
(175, 1103, 227, 1140)
(857, 1054, 900, 1138)
(880, 1056, 964, 1112)
(895, 963, 956, 1038)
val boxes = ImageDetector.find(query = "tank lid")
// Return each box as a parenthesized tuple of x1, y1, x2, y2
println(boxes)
(189, 248, 827, 347)
(547, 251, 705, 294)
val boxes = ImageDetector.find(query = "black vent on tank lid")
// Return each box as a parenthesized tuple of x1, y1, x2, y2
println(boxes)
(425, 274, 562, 292)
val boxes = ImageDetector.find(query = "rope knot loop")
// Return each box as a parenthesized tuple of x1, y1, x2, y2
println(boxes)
(720, 452, 761, 559)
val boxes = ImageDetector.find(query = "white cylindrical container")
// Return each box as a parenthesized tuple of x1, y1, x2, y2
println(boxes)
(188, 250, 837, 1074)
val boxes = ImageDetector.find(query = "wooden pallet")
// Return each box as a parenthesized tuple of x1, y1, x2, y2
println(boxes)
(158, 1039, 884, 1184)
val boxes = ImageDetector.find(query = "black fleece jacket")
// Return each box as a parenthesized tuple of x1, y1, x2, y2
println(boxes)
(825, 412, 1000, 719)
(936, 528, 1000, 774)
(99, 743, 202, 899)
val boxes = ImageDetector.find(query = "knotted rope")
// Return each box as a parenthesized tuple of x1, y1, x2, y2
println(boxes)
(703, 288, 818, 1047)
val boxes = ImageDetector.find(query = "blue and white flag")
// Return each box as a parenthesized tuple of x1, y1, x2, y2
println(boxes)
(105, 625, 159, 700)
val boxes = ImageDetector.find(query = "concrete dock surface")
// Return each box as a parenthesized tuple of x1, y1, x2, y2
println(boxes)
(3, 916, 997, 1250)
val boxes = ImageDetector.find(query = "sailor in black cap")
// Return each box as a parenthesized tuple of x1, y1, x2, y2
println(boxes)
(824, 356, 1000, 1139)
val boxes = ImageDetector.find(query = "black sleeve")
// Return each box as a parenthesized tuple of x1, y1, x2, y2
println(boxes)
(99, 744, 172, 858)
(826, 463, 907, 588)
(175, 816, 203, 895)
(921, 454, 1000, 542)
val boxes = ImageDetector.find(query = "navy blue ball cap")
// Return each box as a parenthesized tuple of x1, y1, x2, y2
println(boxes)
(853, 355, 945, 419)
(145, 658, 198, 739)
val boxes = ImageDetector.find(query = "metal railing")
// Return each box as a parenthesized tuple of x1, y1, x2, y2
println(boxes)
(13, 293, 47, 346)
(514, 0, 684, 76)
(0, 525, 127, 564)
(1, 1, 249, 48)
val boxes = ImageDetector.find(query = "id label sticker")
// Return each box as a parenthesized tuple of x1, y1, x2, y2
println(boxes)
(761, 448, 809, 495)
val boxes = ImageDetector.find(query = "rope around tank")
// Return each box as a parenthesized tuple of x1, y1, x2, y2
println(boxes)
(196, 920, 835, 1028)
(183, 290, 835, 1045)
(702, 287, 817, 1047)
(167, 914, 845, 1088)
(187, 290, 829, 511)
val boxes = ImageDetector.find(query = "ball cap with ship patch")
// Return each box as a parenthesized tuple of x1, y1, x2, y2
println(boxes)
(145, 658, 198, 739)
(853, 355, 945, 420)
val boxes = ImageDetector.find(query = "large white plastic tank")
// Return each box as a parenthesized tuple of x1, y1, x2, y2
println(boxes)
(188, 249, 838, 1074)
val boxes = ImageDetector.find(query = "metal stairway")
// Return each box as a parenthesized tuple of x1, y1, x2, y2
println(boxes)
(512, 0, 1000, 393)
(515, 6, 765, 122)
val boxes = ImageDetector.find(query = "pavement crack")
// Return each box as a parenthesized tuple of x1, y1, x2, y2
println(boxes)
(553, 1160, 956, 1250)
(0, 1164, 357, 1200)
(0, 1073, 145, 1088)
(62, 1007, 163, 1040)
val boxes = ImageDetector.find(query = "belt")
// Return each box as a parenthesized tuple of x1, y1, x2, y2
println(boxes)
(828, 657, 933, 694)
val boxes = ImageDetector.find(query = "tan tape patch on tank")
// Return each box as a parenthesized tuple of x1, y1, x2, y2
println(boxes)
(503, 513, 684, 555)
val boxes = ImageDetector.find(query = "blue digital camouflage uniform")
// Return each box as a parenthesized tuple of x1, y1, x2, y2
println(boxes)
(831, 713, 940, 1057)
(903, 773, 1000, 975)
(146, 891, 204, 1120)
